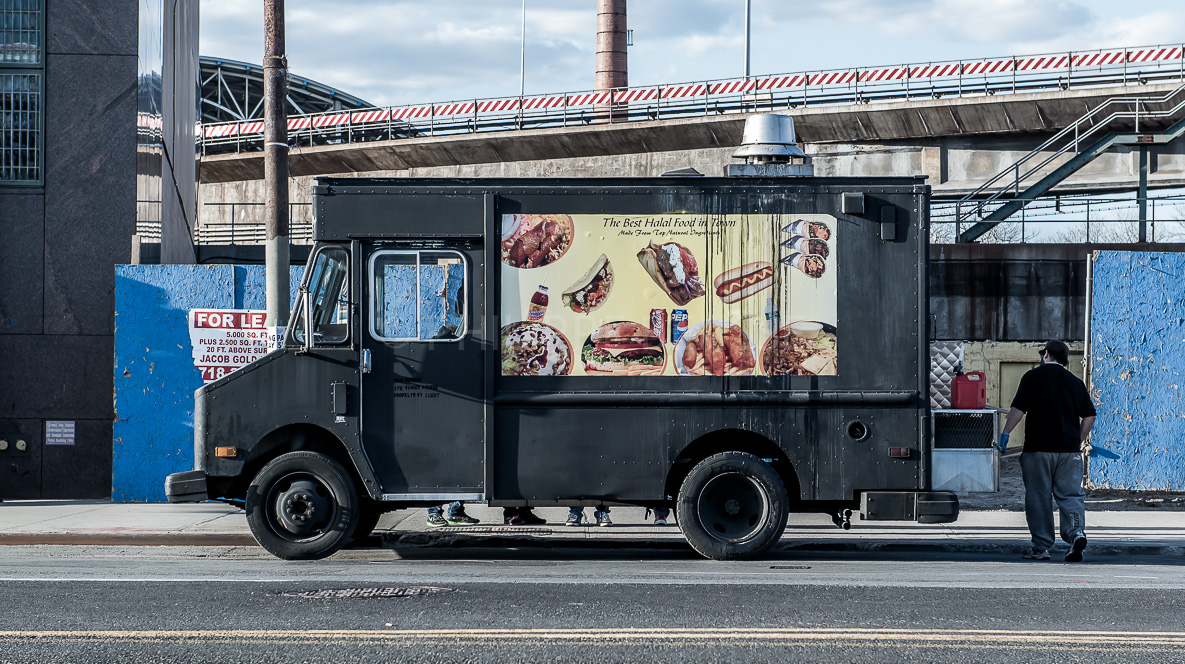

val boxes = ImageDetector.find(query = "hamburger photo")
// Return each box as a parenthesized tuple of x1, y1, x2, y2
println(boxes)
(582, 321, 666, 376)
(636, 240, 706, 306)
(713, 261, 774, 303)
(562, 254, 614, 314)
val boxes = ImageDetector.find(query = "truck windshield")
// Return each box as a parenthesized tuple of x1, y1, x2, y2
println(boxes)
(294, 246, 349, 345)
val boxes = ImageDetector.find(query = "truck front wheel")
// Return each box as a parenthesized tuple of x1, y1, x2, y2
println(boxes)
(677, 452, 789, 560)
(245, 451, 360, 560)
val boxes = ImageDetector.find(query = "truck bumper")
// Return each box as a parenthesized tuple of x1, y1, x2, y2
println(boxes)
(165, 470, 208, 503)
(859, 491, 959, 524)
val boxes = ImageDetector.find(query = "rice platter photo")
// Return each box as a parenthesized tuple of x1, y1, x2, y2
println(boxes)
(562, 254, 614, 314)
(760, 321, 838, 376)
(675, 321, 757, 376)
(581, 321, 666, 376)
(781, 252, 827, 278)
(501, 321, 573, 375)
(780, 235, 830, 260)
(501, 214, 574, 269)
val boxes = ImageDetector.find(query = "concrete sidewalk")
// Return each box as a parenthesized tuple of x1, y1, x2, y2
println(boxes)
(1, 501, 1183, 557)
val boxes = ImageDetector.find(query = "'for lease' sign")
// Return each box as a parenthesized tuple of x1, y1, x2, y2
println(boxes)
(189, 309, 279, 383)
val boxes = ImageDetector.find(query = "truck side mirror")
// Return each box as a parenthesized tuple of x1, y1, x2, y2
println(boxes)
(300, 286, 313, 354)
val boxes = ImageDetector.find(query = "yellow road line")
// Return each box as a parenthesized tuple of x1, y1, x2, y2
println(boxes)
(2, 627, 1185, 647)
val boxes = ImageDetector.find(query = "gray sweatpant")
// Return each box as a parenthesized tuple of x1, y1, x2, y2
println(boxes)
(1019, 451, 1086, 550)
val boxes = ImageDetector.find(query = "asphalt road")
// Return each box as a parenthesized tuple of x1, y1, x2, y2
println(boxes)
(3, 544, 1185, 663)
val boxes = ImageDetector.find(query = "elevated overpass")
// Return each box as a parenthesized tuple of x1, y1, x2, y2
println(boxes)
(196, 44, 1185, 239)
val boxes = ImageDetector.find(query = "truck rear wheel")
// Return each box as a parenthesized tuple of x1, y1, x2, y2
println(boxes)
(677, 451, 789, 560)
(347, 503, 384, 547)
(245, 451, 359, 560)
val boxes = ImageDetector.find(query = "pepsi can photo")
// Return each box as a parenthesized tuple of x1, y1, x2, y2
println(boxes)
(671, 309, 689, 344)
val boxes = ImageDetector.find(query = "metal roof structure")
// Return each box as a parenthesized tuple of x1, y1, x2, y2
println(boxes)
(199, 56, 373, 124)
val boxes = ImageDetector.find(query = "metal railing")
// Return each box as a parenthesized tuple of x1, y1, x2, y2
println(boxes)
(954, 83, 1185, 228)
(931, 206, 1185, 244)
(194, 202, 313, 245)
(135, 199, 162, 241)
(199, 43, 1185, 155)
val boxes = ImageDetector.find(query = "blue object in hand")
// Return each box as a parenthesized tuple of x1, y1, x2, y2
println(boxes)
(999, 433, 1010, 452)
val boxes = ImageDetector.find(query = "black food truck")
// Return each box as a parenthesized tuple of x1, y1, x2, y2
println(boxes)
(166, 175, 958, 560)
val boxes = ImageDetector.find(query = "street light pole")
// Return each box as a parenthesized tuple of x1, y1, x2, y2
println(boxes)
(263, 0, 290, 327)
(744, 0, 751, 80)
(520, 0, 526, 98)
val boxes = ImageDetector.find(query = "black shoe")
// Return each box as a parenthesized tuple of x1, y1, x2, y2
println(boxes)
(518, 509, 546, 525)
(1065, 535, 1087, 563)
(446, 512, 480, 526)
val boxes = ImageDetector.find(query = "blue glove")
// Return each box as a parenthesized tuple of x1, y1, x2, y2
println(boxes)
(999, 433, 1010, 452)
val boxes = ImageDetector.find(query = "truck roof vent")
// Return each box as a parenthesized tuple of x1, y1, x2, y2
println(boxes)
(726, 113, 812, 177)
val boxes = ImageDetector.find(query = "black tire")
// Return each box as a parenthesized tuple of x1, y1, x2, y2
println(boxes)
(347, 504, 384, 547)
(245, 451, 359, 560)
(676, 451, 790, 561)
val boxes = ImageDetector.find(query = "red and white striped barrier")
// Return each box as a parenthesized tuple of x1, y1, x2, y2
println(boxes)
(202, 45, 1185, 140)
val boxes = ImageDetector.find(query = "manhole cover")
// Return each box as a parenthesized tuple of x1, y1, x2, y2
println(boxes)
(283, 586, 453, 599)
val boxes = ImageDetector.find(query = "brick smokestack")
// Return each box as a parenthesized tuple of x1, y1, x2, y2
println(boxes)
(595, 0, 627, 121)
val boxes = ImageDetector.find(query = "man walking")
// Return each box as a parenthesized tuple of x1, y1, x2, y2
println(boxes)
(1001, 340, 1097, 563)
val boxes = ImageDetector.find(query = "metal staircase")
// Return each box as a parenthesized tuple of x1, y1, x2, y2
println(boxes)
(955, 83, 1185, 242)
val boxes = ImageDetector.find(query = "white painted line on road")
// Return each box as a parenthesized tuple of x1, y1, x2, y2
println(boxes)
(1114, 575, 1158, 579)
(0, 577, 304, 583)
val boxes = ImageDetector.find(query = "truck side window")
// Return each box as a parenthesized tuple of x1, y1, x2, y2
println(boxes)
(370, 250, 467, 342)
(293, 246, 350, 345)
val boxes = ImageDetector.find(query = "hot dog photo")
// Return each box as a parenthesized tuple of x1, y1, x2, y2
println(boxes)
(714, 261, 774, 303)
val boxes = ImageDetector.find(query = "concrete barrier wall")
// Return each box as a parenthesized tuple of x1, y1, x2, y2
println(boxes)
(1088, 251, 1185, 490)
(112, 265, 301, 502)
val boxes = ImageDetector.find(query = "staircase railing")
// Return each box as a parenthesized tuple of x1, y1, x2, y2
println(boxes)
(955, 83, 1185, 225)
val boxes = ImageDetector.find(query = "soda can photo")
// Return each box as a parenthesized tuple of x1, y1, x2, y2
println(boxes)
(650, 308, 668, 343)
(671, 309, 689, 344)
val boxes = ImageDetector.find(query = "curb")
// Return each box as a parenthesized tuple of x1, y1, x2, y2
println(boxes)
(3, 530, 1180, 558)
(0, 533, 257, 547)
(380, 531, 1185, 558)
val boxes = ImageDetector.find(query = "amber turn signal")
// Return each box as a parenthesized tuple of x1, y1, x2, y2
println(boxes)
(214, 446, 239, 458)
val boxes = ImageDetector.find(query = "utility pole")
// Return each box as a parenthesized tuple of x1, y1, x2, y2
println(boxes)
(520, 0, 526, 98)
(744, 0, 751, 80)
(263, 0, 290, 327)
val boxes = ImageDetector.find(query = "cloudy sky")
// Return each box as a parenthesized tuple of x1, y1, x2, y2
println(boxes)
(200, 0, 1185, 107)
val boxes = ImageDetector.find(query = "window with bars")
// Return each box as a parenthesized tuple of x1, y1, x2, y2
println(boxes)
(1, 0, 43, 185)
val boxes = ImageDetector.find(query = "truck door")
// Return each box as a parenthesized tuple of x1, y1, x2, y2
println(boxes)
(360, 245, 485, 499)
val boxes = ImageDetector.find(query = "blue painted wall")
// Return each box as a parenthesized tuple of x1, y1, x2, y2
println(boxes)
(113, 265, 302, 502)
(1088, 251, 1185, 490)
(379, 263, 465, 339)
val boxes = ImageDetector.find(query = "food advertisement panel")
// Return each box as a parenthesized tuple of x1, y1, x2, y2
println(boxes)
(499, 213, 838, 377)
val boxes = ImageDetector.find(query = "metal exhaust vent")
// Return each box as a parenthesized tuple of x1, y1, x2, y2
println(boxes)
(725, 114, 813, 177)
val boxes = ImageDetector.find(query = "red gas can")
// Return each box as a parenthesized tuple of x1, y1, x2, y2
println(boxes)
(952, 371, 987, 409)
